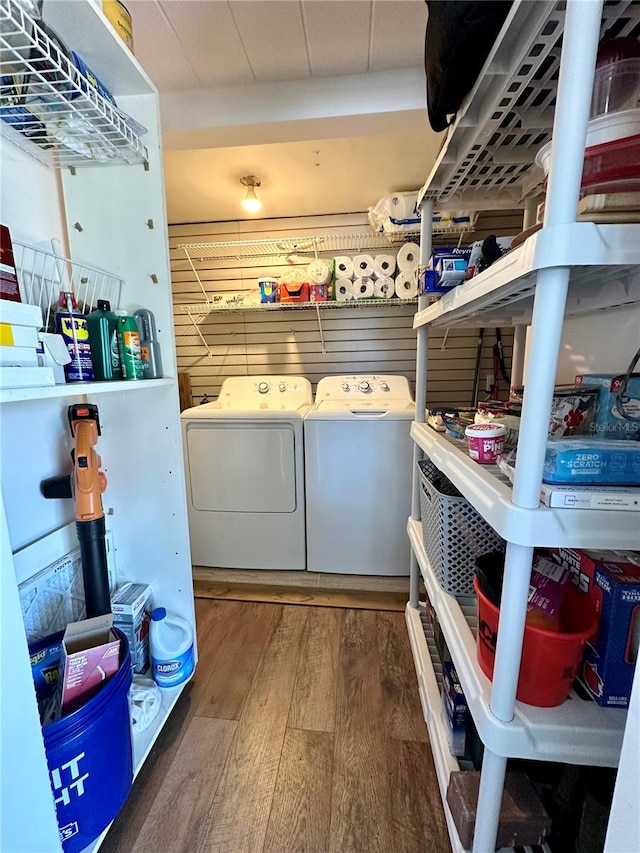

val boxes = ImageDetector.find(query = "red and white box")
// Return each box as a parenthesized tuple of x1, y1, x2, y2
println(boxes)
(60, 614, 120, 715)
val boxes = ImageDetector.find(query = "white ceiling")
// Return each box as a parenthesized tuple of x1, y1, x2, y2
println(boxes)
(126, 0, 437, 223)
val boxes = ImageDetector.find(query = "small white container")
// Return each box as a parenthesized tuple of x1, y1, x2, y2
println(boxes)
(465, 422, 506, 464)
(149, 607, 194, 688)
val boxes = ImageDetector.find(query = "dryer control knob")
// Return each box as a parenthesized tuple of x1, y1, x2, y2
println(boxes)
(380, 382, 389, 391)
(358, 381, 371, 392)
(279, 383, 286, 392)
(341, 383, 350, 391)
(258, 382, 269, 394)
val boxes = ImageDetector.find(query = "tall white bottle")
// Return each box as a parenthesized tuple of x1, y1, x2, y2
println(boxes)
(149, 607, 194, 688)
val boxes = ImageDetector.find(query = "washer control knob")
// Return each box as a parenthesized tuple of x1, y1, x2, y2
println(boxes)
(380, 382, 389, 391)
(279, 383, 286, 392)
(258, 382, 269, 394)
(342, 383, 350, 391)
(358, 381, 371, 392)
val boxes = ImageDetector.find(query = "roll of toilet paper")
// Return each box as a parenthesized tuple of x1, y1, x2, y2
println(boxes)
(307, 259, 332, 285)
(282, 267, 307, 287)
(334, 256, 354, 278)
(374, 254, 396, 277)
(373, 275, 394, 299)
(352, 276, 375, 300)
(335, 278, 355, 302)
(352, 254, 375, 278)
(395, 270, 418, 299)
(397, 242, 420, 273)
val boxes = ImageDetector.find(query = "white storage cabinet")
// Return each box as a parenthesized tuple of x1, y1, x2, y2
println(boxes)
(406, 1, 640, 852)
(0, 2, 195, 851)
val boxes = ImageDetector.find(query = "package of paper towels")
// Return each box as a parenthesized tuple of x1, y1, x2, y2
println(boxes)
(395, 271, 418, 299)
(397, 242, 420, 273)
(334, 256, 353, 278)
(307, 259, 332, 285)
(352, 254, 374, 278)
(352, 277, 374, 300)
(335, 278, 355, 302)
(374, 276, 394, 299)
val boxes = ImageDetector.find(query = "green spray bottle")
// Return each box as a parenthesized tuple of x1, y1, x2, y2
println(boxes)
(87, 300, 122, 380)
(117, 313, 144, 380)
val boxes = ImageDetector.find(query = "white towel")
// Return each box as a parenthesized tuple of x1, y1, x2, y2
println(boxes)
(397, 242, 420, 273)
(374, 254, 396, 277)
(307, 259, 332, 285)
(352, 277, 374, 299)
(334, 256, 353, 278)
(352, 254, 375, 278)
(395, 270, 418, 299)
(373, 276, 394, 299)
(335, 278, 355, 302)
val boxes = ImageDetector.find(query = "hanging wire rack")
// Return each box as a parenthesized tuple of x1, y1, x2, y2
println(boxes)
(13, 240, 124, 331)
(0, 0, 148, 168)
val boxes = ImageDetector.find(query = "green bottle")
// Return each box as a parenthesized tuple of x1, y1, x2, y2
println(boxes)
(87, 300, 122, 381)
(117, 314, 144, 380)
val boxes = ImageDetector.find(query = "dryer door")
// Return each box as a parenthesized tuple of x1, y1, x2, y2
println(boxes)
(186, 422, 297, 512)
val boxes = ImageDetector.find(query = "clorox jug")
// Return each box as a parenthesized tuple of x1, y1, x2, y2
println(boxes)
(149, 607, 194, 688)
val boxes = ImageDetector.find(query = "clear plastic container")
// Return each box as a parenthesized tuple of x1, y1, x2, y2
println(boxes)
(591, 58, 640, 118)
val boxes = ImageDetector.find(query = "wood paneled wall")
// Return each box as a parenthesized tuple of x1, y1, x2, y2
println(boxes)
(170, 211, 522, 408)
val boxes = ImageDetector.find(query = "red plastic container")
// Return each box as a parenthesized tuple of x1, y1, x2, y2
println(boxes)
(582, 132, 640, 192)
(474, 576, 598, 707)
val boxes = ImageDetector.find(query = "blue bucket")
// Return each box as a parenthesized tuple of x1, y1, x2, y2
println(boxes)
(30, 629, 134, 853)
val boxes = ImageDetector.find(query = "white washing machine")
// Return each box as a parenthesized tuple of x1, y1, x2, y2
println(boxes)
(304, 374, 414, 576)
(181, 376, 312, 570)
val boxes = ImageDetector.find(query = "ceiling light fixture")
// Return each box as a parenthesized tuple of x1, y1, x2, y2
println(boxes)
(240, 175, 262, 213)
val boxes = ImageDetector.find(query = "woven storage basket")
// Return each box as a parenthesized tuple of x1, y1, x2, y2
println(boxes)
(418, 459, 504, 596)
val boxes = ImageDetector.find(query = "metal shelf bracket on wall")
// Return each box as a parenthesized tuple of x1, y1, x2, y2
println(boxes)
(185, 307, 215, 358)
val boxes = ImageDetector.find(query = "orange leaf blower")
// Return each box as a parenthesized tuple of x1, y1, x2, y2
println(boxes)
(41, 404, 110, 617)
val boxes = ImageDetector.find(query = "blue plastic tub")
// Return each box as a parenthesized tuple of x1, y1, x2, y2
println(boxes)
(30, 629, 134, 853)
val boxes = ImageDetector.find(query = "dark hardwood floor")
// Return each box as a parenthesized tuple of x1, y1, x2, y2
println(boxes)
(101, 599, 450, 853)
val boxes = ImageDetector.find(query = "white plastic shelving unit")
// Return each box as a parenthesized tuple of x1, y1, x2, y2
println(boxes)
(407, 2, 640, 852)
(0, 2, 196, 852)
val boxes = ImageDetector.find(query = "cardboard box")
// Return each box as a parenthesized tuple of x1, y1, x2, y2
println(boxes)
(111, 582, 152, 674)
(550, 548, 640, 707)
(60, 614, 120, 715)
(442, 661, 468, 757)
(576, 373, 640, 440)
(540, 483, 640, 511)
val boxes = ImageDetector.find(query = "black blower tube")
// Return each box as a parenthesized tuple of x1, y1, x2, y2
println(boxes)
(77, 516, 111, 617)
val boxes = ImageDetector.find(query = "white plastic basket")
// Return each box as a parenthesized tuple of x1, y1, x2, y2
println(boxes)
(418, 459, 504, 597)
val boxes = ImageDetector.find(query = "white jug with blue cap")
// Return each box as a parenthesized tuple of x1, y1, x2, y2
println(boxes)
(149, 607, 194, 688)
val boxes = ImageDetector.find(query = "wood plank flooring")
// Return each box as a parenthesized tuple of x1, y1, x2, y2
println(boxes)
(102, 599, 450, 853)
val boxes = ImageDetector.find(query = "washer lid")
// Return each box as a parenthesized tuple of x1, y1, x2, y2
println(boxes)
(310, 398, 415, 417)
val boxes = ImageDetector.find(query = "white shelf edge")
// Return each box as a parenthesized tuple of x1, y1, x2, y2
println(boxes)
(408, 517, 626, 766)
(411, 422, 639, 550)
(0, 377, 174, 404)
(80, 680, 188, 853)
(176, 298, 417, 315)
(413, 223, 640, 330)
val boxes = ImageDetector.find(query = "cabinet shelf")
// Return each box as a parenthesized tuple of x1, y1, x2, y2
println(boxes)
(0, 0, 148, 168)
(414, 223, 640, 329)
(411, 422, 639, 550)
(0, 377, 173, 404)
(407, 519, 626, 767)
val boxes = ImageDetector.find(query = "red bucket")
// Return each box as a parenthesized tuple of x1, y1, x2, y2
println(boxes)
(474, 576, 598, 707)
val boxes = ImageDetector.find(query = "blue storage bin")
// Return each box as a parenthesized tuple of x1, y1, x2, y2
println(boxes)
(30, 629, 133, 852)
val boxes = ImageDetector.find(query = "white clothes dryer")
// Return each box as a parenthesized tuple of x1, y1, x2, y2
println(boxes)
(304, 374, 414, 576)
(181, 376, 312, 570)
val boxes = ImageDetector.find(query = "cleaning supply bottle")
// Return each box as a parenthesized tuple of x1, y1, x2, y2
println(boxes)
(116, 312, 144, 380)
(149, 607, 194, 688)
(55, 291, 94, 382)
(133, 308, 163, 379)
(87, 299, 122, 380)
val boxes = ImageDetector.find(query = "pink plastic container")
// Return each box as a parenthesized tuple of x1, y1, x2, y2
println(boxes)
(465, 423, 506, 464)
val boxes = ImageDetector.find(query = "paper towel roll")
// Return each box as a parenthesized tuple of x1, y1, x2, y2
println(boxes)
(352, 277, 374, 299)
(395, 270, 418, 299)
(397, 242, 420, 273)
(352, 254, 374, 278)
(373, 275, 394, 299)
(335, 278, 355, 302)
(374, 254, 396, 277)
(307, 259, 332, 285)
(334, 256, 353, 278)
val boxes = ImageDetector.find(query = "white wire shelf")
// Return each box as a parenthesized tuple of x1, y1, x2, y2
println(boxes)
(407, 519, 627, 767)
(177, 228, 474, 263)
(417, 0, 639, 210)
(414, 223, 640, 329)
(0, 0, 148, 168)
(13, 240, 124, 331)
(411, 422, 640, 551)
(176, 297, 418, 315)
